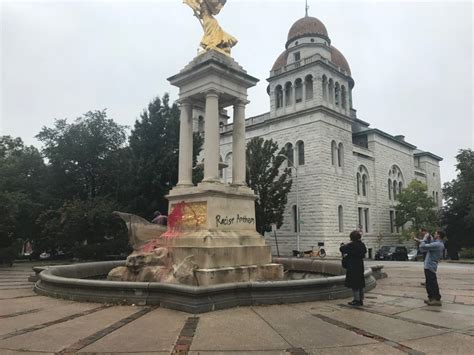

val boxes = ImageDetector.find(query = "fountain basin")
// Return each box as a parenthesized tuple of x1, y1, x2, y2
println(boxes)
(35, 258, 377, 313)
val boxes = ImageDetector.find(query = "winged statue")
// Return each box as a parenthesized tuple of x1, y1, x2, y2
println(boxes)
(184, 0, 237, 56)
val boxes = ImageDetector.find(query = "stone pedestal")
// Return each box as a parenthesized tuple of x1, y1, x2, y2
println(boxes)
(165, 51, 283, 286)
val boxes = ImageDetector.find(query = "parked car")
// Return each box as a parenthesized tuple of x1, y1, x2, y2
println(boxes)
(375, 246, 408, 261)
(408, 248, 423, 261)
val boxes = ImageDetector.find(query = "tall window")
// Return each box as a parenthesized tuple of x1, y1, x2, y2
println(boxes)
(284, 82, 293, 106)
(322, 75, 328, 101)
(328, 79, 334, 104)
(436, 192, 439, 206)
(335, 82, 340, 106)
(295, 78, 303, 103)
(275, 85, 283, 109)
(337, 143, 344, 167)
(296, 141, 305, 166)
(390, 211, 395, 233)
(357, 173, 361, 195)
(285, 143, 294, 166)
(358, 207, 363, 227)
(341, 85, 347, 109)
(362, 175, 367, 196)
(331, 141, 337, 165)
(364, 208, 369, 233)
(293, 51, 300, 62)
(387, 179, 391, 199)
(388, 165, 404, 201)
(338, 205, 344, 232)
(305, 75, 313, 100)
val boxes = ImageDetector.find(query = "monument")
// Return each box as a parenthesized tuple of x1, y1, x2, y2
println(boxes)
(108, 0, 283, 286)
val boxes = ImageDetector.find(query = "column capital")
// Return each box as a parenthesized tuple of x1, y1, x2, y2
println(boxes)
(205, 89, 220, 98)
(177, 98, 193, 107)
(233, 99, 250, 107)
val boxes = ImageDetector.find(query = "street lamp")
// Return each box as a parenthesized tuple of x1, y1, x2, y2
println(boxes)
(278, 154, 300, 253)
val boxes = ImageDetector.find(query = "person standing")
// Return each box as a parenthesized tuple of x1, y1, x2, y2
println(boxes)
(413, 230, 445, 306)
(340, 230, 367, 306)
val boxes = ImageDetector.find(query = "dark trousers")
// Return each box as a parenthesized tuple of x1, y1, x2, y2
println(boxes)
(424, 269, 441, 301)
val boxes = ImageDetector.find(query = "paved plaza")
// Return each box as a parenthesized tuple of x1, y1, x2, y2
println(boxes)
(0, 261, 473, 354)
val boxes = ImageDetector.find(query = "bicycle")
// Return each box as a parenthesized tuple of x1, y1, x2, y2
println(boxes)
(301, 244, 326, 258)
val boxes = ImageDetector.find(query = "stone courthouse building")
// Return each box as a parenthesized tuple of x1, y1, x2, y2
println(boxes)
(194, 16, 443, 257)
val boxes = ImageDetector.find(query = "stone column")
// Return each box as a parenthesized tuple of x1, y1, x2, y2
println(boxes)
(203, 90, 220, 182)
(232, 100, 246, 185)
(177, 99, 193, 187)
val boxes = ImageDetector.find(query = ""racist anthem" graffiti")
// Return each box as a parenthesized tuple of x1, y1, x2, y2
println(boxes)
(215, 214, 255, 228)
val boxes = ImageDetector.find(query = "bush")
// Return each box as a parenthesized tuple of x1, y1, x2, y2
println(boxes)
(459, 248, 474, 259)
(73, 239, 131, 261)
(0, 247, 17, 266)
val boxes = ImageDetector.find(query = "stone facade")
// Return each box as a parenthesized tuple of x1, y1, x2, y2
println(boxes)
(193, 16, 443, 257)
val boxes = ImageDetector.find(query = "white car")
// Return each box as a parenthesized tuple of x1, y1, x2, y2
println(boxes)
(408, 249, 422, 261)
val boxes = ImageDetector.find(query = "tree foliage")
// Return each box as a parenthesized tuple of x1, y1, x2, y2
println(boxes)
(442, 149, 474, 247)
(36, 110, 127, 200)
(395, 179, 439, 237)
(128, 94, 203, 218)
(246, 137, 292, 234)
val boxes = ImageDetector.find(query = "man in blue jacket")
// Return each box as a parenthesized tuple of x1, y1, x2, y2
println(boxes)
(414, 230, 445, 306)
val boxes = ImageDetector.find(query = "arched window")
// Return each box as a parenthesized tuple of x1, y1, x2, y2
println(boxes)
(305, 75, 313, 100)
(275, 85, 283, 109)
(328, 79, 334, 104)
(331, 140, 337, 166)
(285, 143, 294, 166)
(296, 141, 305, 166)
(341, 85, 347, 109)
(322, 75, 328, 101)
(436, 192, 439, 206)
(292, 205, 298, 233)
(295, 78, 303, 103)
(362, 175, 367, 196)
(388, 165, 404, 201)
(356, 173, 361, 195)
(338, 205, 344, 232)
(284, 82, 293, 106)
(335, 82, 340, 106)
(337, 143, 344, 167)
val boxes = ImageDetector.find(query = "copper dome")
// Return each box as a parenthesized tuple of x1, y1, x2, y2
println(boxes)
(271, 50, 289, 71)
(286, 16, 329, 47)
(330, 46, 351, 76)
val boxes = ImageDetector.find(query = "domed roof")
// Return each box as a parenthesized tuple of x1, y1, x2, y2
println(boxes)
(271, 50, 289, 71)
(330, 46, 351, 76)
(286, 16, 329, 47)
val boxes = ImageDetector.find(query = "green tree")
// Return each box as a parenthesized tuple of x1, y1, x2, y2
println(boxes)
(395, 179, 438, 237)
(36, 110, 127, 201)
(442, 149, 474, 248)
(0, 136, 46, 249)
(246, 137, 292, 234)
(128, 94, 203, 218)
(35, 197, 128, 255)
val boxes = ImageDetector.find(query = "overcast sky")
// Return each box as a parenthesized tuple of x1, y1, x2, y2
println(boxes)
(1, 0, 473, 184)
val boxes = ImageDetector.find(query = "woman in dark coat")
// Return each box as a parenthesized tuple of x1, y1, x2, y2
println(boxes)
(340, 230, 367, 306)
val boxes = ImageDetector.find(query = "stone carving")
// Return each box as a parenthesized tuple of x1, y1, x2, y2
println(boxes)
(184, 0, 237, 56)
(107, 246, 199, 284)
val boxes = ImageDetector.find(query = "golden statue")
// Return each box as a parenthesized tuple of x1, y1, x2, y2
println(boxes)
(184, 0, 237, 56)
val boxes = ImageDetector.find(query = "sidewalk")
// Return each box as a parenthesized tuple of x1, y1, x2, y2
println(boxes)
(0, 261, 473, 354)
